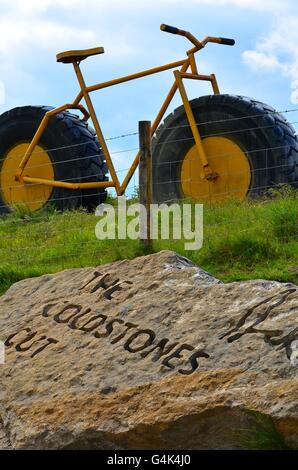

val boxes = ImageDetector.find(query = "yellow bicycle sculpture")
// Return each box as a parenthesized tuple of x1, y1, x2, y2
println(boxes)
(0, 24, 297, 212)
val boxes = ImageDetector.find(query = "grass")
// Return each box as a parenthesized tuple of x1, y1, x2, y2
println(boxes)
(238, 411, 290, 450)
(0, 188, 297, 295)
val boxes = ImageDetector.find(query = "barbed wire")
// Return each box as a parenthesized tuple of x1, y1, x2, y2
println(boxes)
(0, 145, 138, 168)
(1, 220, 297, 245)
(1, 227, 297, 259)
(153, 121, 298, 146)
(1, 118, 298, 181)
(0, 176, 296, 240)
(1, 135, 295, 176)
(0, 131, 139, 164)
(153, 142, 298, 163)
(0, 113, 297, 280)
(0, 150, 296, 210)
(2, 236, 297, 277)
(154, 107, 298, 132)
(1, 136, 297, 183)
(1, 107, 298, 165)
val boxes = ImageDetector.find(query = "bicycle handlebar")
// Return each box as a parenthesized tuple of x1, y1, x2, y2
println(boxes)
(219, 37, 235, 46)
(160, 24, 235, 48)
(160, 24, 187, 36)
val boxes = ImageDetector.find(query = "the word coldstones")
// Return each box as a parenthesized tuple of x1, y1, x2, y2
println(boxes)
(0, 251, 297, 450)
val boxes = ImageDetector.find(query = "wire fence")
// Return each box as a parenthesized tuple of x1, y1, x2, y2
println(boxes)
(0, 108, 297, 283)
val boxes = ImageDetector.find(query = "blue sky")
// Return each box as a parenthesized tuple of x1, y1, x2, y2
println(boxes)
(1, 0, 298, 188)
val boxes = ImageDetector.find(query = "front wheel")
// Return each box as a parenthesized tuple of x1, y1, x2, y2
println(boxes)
(152, 95, 298, 203)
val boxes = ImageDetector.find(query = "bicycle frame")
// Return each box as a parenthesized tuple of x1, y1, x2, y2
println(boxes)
(14, 42, 221, 195)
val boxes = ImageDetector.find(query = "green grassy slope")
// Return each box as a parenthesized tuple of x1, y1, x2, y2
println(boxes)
(0, 190, 297, 295)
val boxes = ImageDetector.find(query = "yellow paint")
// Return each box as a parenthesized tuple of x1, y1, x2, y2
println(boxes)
(22, 176, 115, 190)
(175, 70, 216, 179)
(1, 143, 54, 210)
(56, 47, 104, 64)
(181, 137, 251, 202)
(13, 27, 231, 200)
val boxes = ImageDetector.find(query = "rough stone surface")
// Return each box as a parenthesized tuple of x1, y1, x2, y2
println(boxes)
(0, 420, 11, 449)
(0, 250, 297, 450)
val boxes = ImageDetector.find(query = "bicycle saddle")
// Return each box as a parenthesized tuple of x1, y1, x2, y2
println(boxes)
(56, 47, 104, 64)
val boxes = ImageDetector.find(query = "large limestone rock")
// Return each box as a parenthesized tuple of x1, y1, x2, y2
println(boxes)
(0, 251, 297, 450)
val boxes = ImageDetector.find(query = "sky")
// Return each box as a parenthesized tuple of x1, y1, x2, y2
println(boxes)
(0, 0, 298, 186)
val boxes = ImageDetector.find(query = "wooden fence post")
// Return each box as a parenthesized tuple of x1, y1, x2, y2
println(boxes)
(139, 121, 152, 248)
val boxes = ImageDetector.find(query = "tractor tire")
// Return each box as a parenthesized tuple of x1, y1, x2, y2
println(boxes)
(0, 106, 108, 214)
(152, 94, 298, 203)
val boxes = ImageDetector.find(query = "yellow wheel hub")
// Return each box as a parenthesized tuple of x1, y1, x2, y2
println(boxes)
(1, 143, 54, 211)
(181, 136, 251, 202)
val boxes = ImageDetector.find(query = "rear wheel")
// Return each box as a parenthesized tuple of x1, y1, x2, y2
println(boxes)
(1, 142, 54, 212)
(152, 95, 298, 203)
(0, 106, 108, 214)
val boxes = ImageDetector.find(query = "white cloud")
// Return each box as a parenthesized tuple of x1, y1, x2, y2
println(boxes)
(0, 1, 142, 59)
(0, 0, 293, 176)
(0, 0, 287, 61)
(0, 20, 97, 56)
(242, 50, 283, 72)
(0, 81, 5, 105)
(190, 0, 286, 11)
(0, 0, 292, 112)
(0, 0, 138, 109)
(2, 0, 284, 8)
(242, 14, 298, 103)
(1, 0, 81, 14)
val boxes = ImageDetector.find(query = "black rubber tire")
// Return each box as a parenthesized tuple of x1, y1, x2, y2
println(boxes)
(0, 106, 108, 214)
(152, 94, 298, 203)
